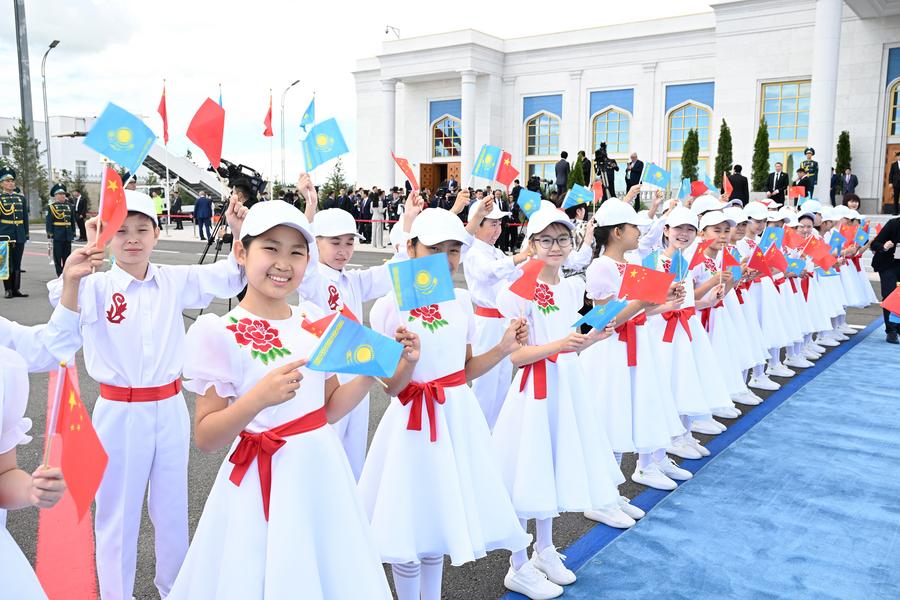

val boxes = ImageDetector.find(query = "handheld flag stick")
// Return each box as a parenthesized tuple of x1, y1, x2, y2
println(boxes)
(42, 362, 67, 467)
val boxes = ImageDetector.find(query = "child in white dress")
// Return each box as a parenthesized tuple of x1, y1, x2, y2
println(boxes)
(168, 202, 393, 600)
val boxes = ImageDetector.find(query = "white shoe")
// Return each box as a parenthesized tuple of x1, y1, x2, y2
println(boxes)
(732, 391, 762, 406)
(766, 363, 796, 378)
(584, 506, 636, 529)
(802, 349, 821, 360)
(748, 374, 781, 391)
(687, 436, 710, 457)
(531, 545, 576, 586)
(712, 405, 741, 419)
(839, 324, 856, 334)
(618, 495, 645, 520)
(816, 336, 839, 347)
(667, 439, 702, 460)
(830, 330, 849, 341)
(632, 462, 678, 491)
(807, 342, 827, 353)
(691, 418, 725, 434)
(505, 560, 564, 599)
(784, 356, 814, 369)
(657, 457, 693, 481)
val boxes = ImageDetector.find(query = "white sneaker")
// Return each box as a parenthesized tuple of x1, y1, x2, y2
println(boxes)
(667, 439, 702, 460)
(712, 406, 741, 419)
(807, 342, 827, 353)
(691, 418, 725, 435)
(632, 462, 678, 491)
(732, 391, 762, 406)
(584, 506, 636, 529)
(816, 336, 839, 347)
(618, 495, 645, 520)
(802, 348, 821, 360)
(505, 560, 564, 599)
(657, 457, 693, 481)
(687, 436, 710, 457)
(784, 355, 814, 369)
(830, 330, 849, 341)
(531, 545, 576, 586)
(748, 374, 781, 391)
(766, 363, 796, 378)
(839, 324, 856, 334)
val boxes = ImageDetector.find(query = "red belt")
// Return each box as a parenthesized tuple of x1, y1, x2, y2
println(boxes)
(801, 277, 811, 301)
(700, 301, 723, 332)
(100, 379, 181, 402)
(615, 313, 647, 367)
(228, 406, 327, 521)
(789, 278, 798, 294)
(734, 287, 744, 304)
(661, 308, 695, 343)
(398, 369, 467, 442)
(849, 256, 862, 272)
(772, 278, 785, 294)
(519, 352, 573, 400)
(474, 305, 503, 318)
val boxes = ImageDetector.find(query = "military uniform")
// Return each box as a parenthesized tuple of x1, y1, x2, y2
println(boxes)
(0, 168, 29, 298)
(46, 183, 76, 276)
(801, 147, 819, 188)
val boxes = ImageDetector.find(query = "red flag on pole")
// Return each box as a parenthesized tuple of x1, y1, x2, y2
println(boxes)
(882, 286, 900, 316)
(390, 152, 419, 192)
(764, 244, 789, 274)
(509, 259, 546, 301)
(723, 172, 733, 198)
(263, 92, 274, 137)
(495, 151, 519, 191)
(97, 167, 127, 247)
(618, 264, 676, 304)
(157, 83, 169, 145)
(747, 245, 770, 273)
(690, 180, 707, 197)
(783, 226, 804, 250)
(592, 180, 604, 202)
(688, 239, 715, 270)
(186, 98, 225, 169)
(788, 186, 806, 200)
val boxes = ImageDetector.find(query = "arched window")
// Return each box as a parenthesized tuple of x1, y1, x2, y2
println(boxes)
(432, 116, 461, 158)
(667, 102, 711, 183)
(592, 108, 630, 155)
(890, 80, 900, 137)
(524, 112, 560, 184)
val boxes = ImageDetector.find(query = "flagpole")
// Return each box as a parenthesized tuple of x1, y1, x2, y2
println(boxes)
(42, 363, 67, 467)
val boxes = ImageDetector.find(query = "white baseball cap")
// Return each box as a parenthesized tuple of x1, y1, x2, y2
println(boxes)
(846, 209, 862, 220)
(665, 206, 698, 229)
(743, 201, 770, 221)
(832, 204, 851, 219)
(409, 208, 469, 246)
(691, 194, 727, 215)
(241, 200, 318, 263)
(820, 207, 836, 221)
(766, 209, 789, 222)
(800, 199, 823, 214)
(125, 190, 158, 223)
(785, 213, 800, 227)
(526, 208, 575, 238)
(724, 206, 747, 224)
(699, 211, 736, 230)
(313, 208, 363, 239)
(595, 199, 651, 227)
(467, 200, 509, 224)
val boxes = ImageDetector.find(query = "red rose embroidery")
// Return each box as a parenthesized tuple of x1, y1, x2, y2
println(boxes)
(409, 304, 448, 332)
(226, 317, 292, 364)
(533, 283, 560, 315)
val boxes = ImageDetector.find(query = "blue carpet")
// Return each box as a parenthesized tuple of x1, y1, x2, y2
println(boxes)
(558, 324, 900, 600)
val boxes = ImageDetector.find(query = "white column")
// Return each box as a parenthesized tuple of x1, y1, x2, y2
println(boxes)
(807, 0, 843, 198)
(502, 76, 517, 169)
(381, 78, 397, 188)
(461, 70, 477, 184)
(565, 70, 583, 156)
(639, 62, 658, 163)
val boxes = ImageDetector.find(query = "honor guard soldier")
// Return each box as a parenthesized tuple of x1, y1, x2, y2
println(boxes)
(46, 183, 76, 276)
(801, 147, 819, 188)
(0, 167, 29, 298)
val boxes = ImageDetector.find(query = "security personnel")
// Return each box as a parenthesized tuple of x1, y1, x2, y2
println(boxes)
(801, 147, 819, 188)
(46, 183, 76, 276)
(0, 167, 29, 298)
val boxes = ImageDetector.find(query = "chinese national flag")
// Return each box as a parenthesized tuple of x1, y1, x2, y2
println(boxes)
(340, 305, 359, 323)
(764, 244, 789, 274)
(688, 239, 715, 270)
(187, 97, 225, 169)
(98, 167, 127, 247)
(495, 151, 519, 190)
(804, 236, 835, 269)
(592, 180, 604, 202)
(263, 92, 274, 137)
(690, 180, 707, 197)
(157, 83, 169, 144)
(618, 264, 676, 304)
(783, 226, 804, 250)
(748, 246, 770, 273)
(722, 248, 741, 269)
(839, 224, 858, 247)
(53, 368, 108, 521)
(391, 152, 420, 192)
(302, 313, 337, 338)
(509, 259, 545, 301)
(882, 286, 900, 316)
(788, 185, 806, 199)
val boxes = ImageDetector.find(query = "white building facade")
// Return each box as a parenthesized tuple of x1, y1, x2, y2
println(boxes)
(353, 0, 900, 211)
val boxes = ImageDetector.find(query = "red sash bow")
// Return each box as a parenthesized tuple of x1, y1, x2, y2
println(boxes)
(801, 276, 810, 301)
(615, 313, 647, 367)
(700, 301, 724, 332)
(661, 308, 695, 343)
(849, 256, 862, 272)
(398, 370, 467, 442)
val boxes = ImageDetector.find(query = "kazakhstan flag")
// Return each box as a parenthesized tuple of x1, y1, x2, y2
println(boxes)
(306, 315, 403, 378)
(300, 96, 315, 132)
(572, 298, 626, 331)
(677, 178, 691, 200)
(83, 102, 156, 176)
(562, 184, 593, 209)
(641, 163, 671, 189)
(759, 226, 785, 253)
(472, 144, 502, 179)
(516, 189, 541, 219)
(302, 118, 349, 171)
(389, 253, 456, 312)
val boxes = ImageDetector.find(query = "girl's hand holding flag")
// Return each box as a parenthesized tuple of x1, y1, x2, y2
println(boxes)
(29, 466, 66, 509)
(499, 317, 530, 353)
(449, 188, 470, 216)
(225, 195, 249, 240)
(393, 326, 421, 363)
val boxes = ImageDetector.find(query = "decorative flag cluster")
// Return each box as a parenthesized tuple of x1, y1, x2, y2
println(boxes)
(471, 144, 520, 190)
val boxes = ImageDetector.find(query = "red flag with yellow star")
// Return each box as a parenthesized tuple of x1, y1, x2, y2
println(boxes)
(495, 151, 519, 191)
(618, 264, 675, 304)
(54, 368, 108, 521)
(747, 245, 770, 274)
(391, 152, 419, 192)
(688, 239, 715, 270)
(97, 166, 127, 247)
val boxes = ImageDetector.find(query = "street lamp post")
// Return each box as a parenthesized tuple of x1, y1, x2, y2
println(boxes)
(280, 79, 300, 187)
(41, 40, 60, 189)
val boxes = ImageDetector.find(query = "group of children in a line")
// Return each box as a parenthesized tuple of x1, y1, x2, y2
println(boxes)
(0, 175, 874, 600)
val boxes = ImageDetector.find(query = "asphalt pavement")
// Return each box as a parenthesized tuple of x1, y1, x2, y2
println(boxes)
(3, 230, 885, 599)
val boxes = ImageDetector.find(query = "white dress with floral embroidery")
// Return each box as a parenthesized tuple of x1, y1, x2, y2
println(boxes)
(167, 304, 391, 600)
(490, 277, 624, 520)
(358, 290, 531, 566)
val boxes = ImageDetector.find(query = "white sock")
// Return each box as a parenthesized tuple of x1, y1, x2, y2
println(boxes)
(392, 562, 420, 600)
(651, 448, 667, 463)
(768, 348, 781, 365)
(535, 518, 554, 553)
(804, 333, 812, 345)
(614, 452, 623, 465)
(420, 556, 443, 600)
(638, 452, 653, 469)
(753, 363, 766, 378)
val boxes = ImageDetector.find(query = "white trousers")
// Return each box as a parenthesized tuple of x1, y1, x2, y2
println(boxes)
(470, 315, 513, 430)
(93, 393, 190, 600)
(332, 393, 370, 481)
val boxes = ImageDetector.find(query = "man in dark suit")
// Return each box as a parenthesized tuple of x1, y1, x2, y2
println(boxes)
(888, 150, 900, 216)
(766, 162, 789, 205)
(193, 191, 213, 240)
(358, 190, 373, 242)
(870, 216, 900, 343)
(555, 151, 570, 195)
(794, 168, 813, 199)
(842, 168, 858, 196)
(727, 165, 750, 205)
(625, 153, 643, 190)
(829, 168, 841, 206)
(72, 189, 88, 241)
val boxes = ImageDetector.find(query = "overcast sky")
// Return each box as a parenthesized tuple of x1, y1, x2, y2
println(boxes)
(0, 0, 712, 185)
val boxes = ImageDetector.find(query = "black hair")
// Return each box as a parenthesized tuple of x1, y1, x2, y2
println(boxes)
(561, 151, 568, 159)
(593, 224, 617, 258)
(564, 204, 586, 219)
(843, 193, 860, 206)
(733, 165, 742, 173)
(798, 214, 815, 224)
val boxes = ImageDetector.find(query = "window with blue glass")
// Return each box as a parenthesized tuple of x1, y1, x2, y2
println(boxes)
(432, 116, 461, 158)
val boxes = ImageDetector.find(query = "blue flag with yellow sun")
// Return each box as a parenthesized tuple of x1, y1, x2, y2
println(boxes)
(562, 184, 593, 209)
(389, 253, 456, 312)
(759, 226, 785, 253)
(300, 96, 315, 132)
(83, 102, 156, 176)
(573, 298, 627, 331)
(0, 240, 9, 280)
(302, 118, 349, 171)
(472, 144, 502, 179)
(306, 315, 403, 378)
(786, 257, 806, 276)
(641, 162, 671, 189)
(516, 189, 541, 219)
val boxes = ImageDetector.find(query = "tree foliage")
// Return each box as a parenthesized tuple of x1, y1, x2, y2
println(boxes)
(751, 118, 770, 192)
(681, 129, 699, 182)
(713, 119, 733, 189)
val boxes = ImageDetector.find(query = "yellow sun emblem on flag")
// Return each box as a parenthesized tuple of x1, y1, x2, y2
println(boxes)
(485, 154, 494, 166)
(108, 127, 135, 151)
(414, 269, 438, 294)
(653, 171, 662, 180)
(315, 134, 333, 152)
(523, 201, 534, 212)
(347, 344, 374, 364)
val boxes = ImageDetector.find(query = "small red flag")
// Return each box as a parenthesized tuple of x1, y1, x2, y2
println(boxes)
(495, 151, 519, 190)
(722, 248, 741, 269)
(883, 287, 900, 316)
(52, 368, 108, 521)
(690, 180, 707, 197)
(187, 97, 225, 169)
(874, 223, 883, 237)
(804, 236, 833, 268)
(813, 252, 837, 270)
(263, 92, 274, 137)
(747, 245, 769, 273)
(157, 83, 169, 145)
(788, 186, 806, 200)
(97, 167, 127, 247)
(301, 313, 337, 338)
(390, 152, 419, 192)
(688, 239, 715, 270)
(764, 244, 789, 274)
(723, 172, 733, 198)
(839, 224, 858, 247)
(618, 264, 675, 304)
(509, 259, 546, 301)
(783, 226, 804, 250)
(592, 180, 604, 202)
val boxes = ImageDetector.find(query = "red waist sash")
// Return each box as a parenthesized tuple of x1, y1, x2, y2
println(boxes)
(100, 379, 181, 402)
(398, 370, 468, 442)
(700, 301, 724, 332)
(615, 313, 647, 367)
(661, 308, 695, 343)
(474, 305, 503, 318)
